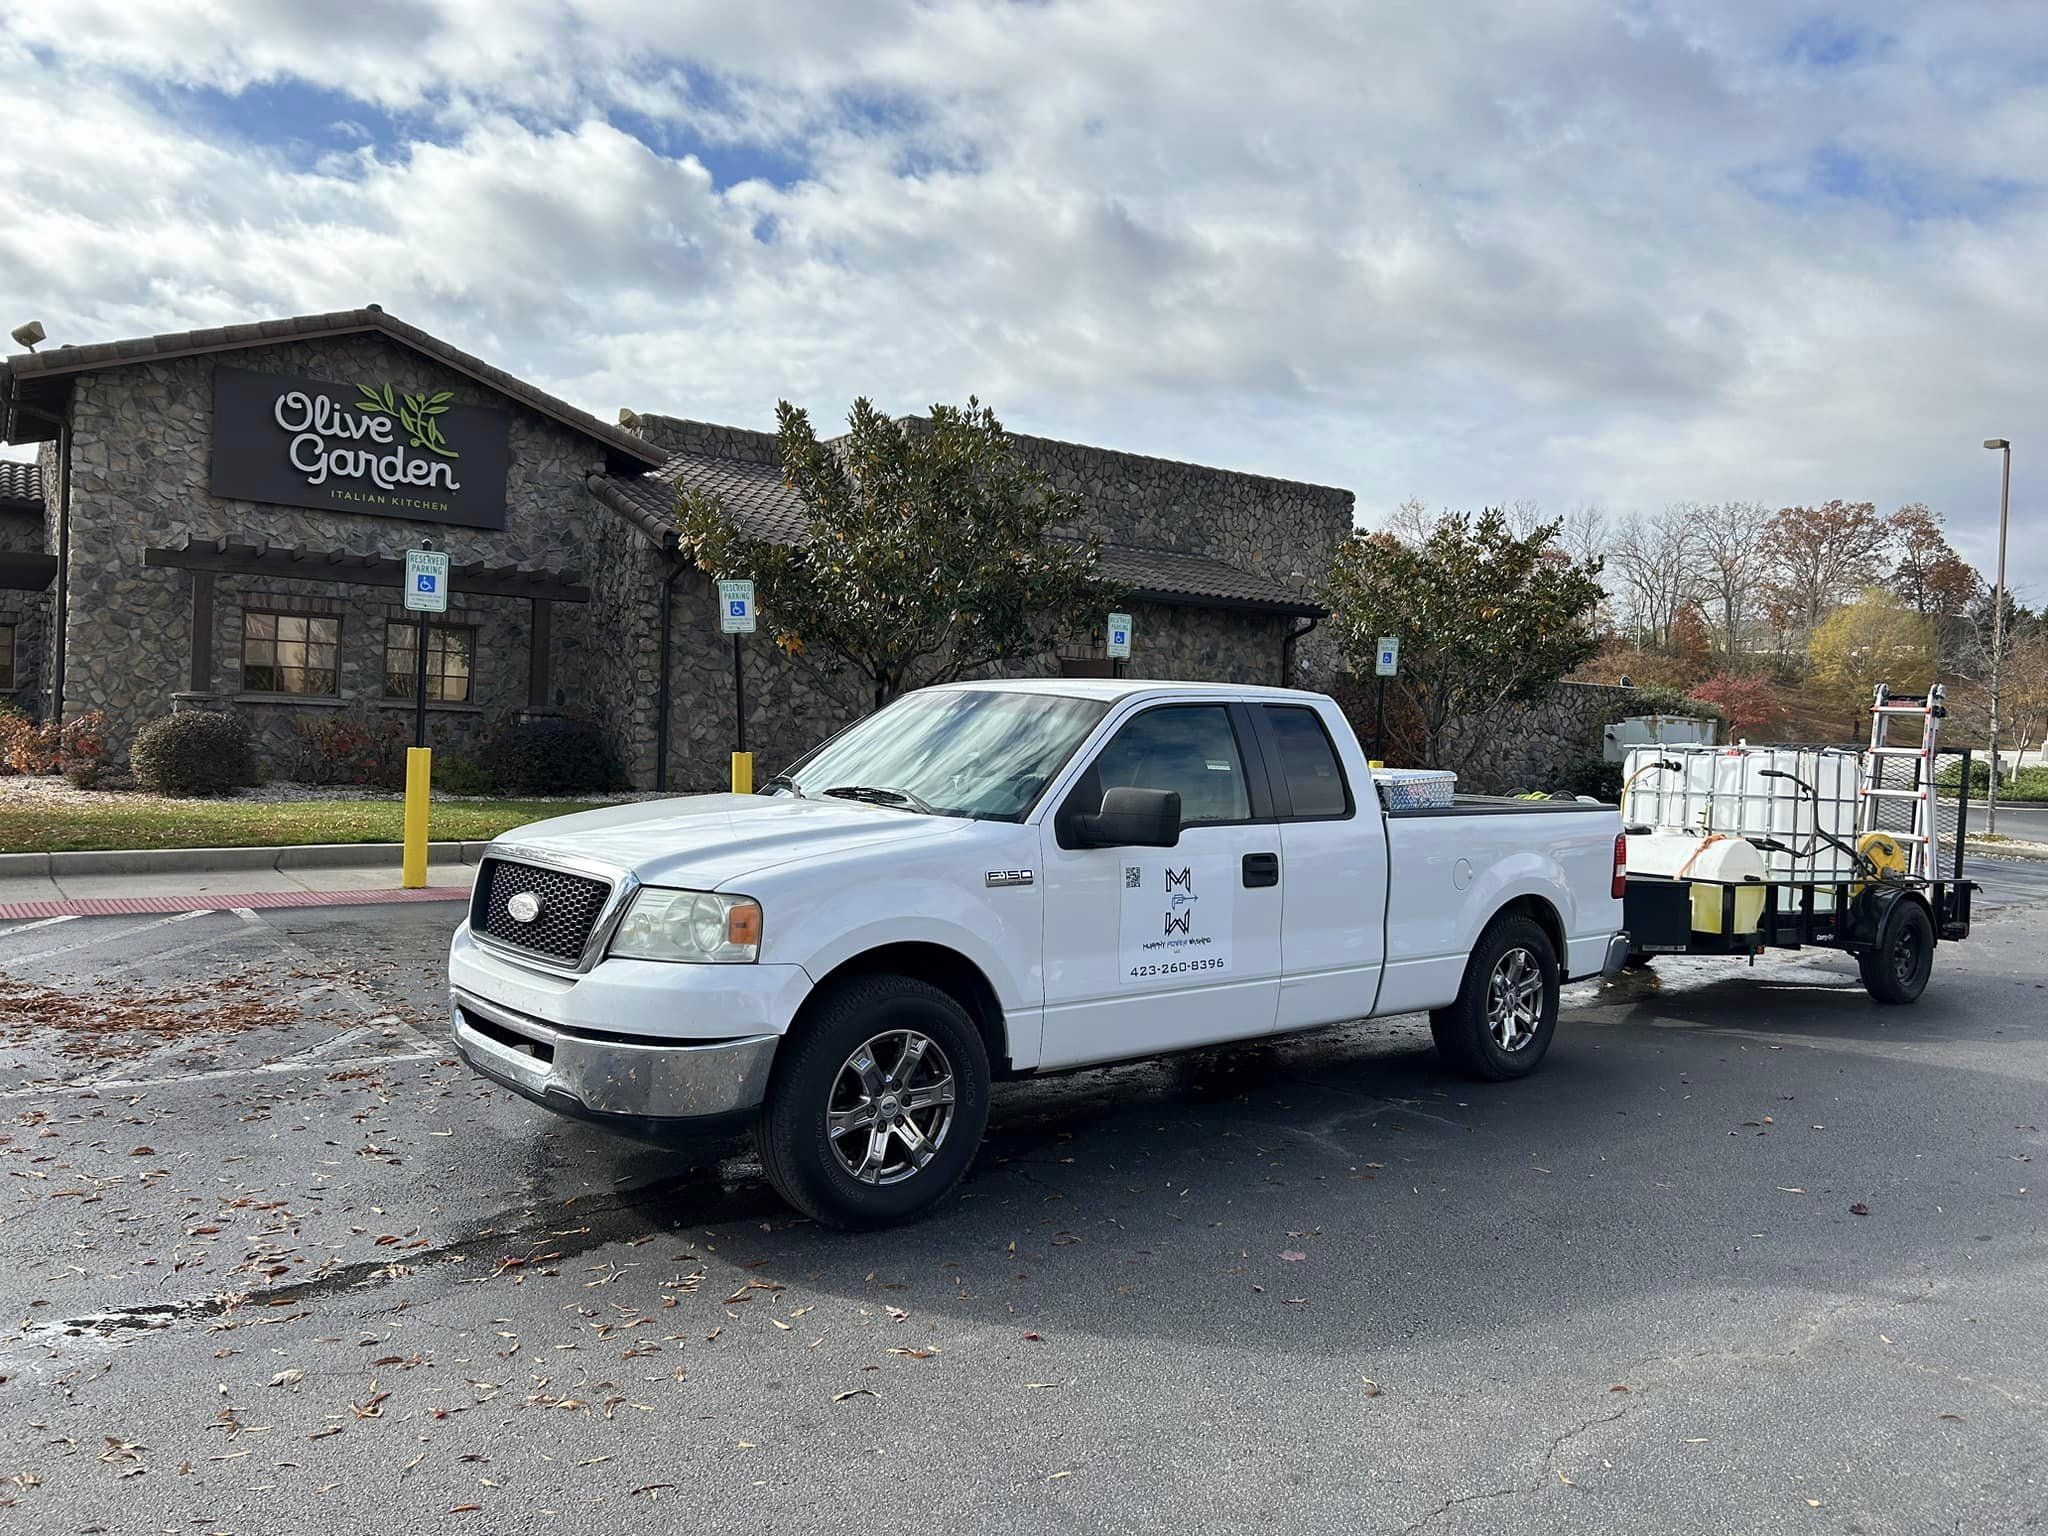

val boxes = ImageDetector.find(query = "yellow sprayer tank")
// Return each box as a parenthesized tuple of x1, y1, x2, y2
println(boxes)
(1626, 830, 1769, 935)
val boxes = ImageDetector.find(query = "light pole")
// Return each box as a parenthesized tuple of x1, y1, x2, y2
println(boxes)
(1983, 439, 2012, 837)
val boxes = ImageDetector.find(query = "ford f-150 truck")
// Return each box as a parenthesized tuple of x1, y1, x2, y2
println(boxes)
(451, 681, 1628, 1228)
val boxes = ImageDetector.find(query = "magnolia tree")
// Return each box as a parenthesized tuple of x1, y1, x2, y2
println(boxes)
(1324, 509, 1607, 770)
(676, 398, 1113, 711)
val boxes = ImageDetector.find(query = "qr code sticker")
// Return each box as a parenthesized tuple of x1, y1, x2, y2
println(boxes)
(1124, 866, 1142, 889)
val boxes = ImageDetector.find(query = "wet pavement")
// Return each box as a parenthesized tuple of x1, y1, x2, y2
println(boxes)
(2, 869, 2045, 1535)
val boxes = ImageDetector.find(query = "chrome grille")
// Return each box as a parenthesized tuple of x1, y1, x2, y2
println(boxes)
(474, 858, 612, 964)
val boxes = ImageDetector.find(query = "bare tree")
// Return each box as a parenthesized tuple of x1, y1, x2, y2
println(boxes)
(1560, 502, 1609, 570)
(1608, 505, 1710, 649)
(1381, 497, 1439, 545)
(1697, 500, 1773, 656)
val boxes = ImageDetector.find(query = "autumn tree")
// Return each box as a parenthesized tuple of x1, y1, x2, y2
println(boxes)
(1888, 502, 1980, 618)
(1808, 588, 1936, 711)
(1324, 509, 1607, 770)
(1687, 672, 1783, 739)
(1763, 499, 1893, 635)
(1609, 505, 1708, 649)
(676, 397, 1112, 710)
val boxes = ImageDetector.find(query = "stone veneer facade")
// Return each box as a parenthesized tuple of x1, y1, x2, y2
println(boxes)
(625, 413, 1349, 788)
(51, 333, 611, 771)
(10, 325, 1355, 790)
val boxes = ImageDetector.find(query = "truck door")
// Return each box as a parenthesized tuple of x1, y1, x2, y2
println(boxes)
(1249, 702, 1389, 1029)
(1037, 702, 1283, 1070)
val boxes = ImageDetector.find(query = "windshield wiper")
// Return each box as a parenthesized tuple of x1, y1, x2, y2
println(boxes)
(821, 784, 941, 815)
(761, 773, 806, 798)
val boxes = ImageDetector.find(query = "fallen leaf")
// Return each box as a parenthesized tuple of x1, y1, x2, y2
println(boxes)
(1609, 1385, 1630, 1394)
(130, 1147, 155, 1157)
(832, 1388, 878, 1403)
(887, 1347, 938, 1360)
(268, 1369, 303, 1389)
(1940, 1413, 1965, 1423)
(1021, 1332, 1042, 1342)
(1360, 1378, 1383, 1397)
(885, 1307, 909, 1322)
(1850, 1203, 1870, 1217)
(1280, 1251, 1307, 1263)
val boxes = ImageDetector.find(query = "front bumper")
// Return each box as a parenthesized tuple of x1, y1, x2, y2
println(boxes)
(453, 987, 778, 1140)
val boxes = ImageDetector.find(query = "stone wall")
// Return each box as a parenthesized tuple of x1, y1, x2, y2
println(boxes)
(1334, 678, 1645, 795)
(655, 594, 1298, 793)
(623, 413, 782, 466)
(56, 334, 611, 772)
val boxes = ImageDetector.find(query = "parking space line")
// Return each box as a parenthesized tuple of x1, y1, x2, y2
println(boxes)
(0, 1047, 438, 1100)
(0, 913, 81, 937)
(2, 908, 217, 966)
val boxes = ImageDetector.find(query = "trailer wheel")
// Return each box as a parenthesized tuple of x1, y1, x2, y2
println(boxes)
(1858, 898, 1934, 1006)
(753, 974, 990, 1230)
(1430, 914, 1560, 1081)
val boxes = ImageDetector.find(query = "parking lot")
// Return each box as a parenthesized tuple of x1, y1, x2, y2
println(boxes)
(3, 861, 2046, 1534)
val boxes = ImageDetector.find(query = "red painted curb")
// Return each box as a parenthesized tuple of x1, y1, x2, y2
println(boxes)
(0, 886, 471, 921)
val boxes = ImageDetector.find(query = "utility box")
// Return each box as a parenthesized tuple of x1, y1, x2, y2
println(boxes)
(1602, 713, 1719, 762)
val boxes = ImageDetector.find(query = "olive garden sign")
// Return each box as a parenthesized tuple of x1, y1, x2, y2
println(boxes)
(210, 367, 511, 529)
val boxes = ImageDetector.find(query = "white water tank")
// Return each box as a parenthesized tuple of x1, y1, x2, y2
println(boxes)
(1622, 746, 1863, 883)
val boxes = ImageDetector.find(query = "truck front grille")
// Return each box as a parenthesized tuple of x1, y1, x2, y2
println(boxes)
(473, 858, 613, 965)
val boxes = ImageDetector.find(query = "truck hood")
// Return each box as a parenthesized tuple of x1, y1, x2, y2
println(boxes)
(485, 793, 966, 889)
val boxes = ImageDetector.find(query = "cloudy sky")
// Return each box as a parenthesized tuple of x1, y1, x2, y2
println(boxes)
(2, 1, 2042, 596)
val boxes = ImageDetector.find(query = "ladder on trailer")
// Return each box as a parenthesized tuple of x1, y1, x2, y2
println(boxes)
(1861, 682, 1945, 880)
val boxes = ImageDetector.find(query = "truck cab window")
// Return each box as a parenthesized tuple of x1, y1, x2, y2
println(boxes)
(1263, 705, 1351, 818)
(1084, 705, 1250, 826)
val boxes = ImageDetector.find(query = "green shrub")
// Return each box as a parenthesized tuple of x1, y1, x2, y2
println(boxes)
(435, 753, 498, 797)
(1556, 755, 1624, 803)
(130, 710, 257, 797)
(290, 714, 407, 788)
(1935, 758, 1991, 792)
(491, 717, 614, 795)
(1621, 683, 1727, 732)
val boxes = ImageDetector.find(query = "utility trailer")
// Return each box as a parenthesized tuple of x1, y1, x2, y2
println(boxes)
(1618, 684, 1976, 1005)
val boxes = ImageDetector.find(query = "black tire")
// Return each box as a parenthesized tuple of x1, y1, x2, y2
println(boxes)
(1858, 898, 1935, 1006)
(753, 973, 991, 1230)
(1429, 914, 1560, 1081)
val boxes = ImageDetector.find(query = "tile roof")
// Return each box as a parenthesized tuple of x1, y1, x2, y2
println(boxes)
(2, 307, 665, 473)
(0, 458, 39, 509)
(590, 451, 1322, 615)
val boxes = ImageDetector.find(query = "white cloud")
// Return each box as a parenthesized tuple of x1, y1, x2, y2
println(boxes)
(2, 0, 2045, 598)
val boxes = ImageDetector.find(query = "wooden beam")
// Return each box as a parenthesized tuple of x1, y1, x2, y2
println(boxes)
(143, 545, 589, 603)
(528, 597, 552, 708)
(188, 570, 215, 692)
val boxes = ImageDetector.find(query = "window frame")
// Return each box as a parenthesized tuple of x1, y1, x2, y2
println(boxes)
(240, 608, 342, 698)
(1248, 703, 1357, 823)
(0, 620, 15, 691)
(1055, 700, 1276, 849)
(383, 619, 478, 705)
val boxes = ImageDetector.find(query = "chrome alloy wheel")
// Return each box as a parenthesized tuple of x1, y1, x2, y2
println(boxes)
(825, 1029, 958, 1185)
(1486, 947, 1544, 1052)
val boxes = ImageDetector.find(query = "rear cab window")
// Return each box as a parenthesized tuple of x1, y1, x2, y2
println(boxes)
(1258, 704, 1354, 819)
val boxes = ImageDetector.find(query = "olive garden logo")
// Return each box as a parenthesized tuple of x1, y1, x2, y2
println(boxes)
(272, 381, 463, 492)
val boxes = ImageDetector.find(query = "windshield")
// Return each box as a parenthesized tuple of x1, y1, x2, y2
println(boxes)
(771, 689, 1110, 821)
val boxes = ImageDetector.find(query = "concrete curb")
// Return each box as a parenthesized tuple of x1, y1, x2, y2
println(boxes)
(1966, 839, 2048, 864)
(0, 840, 494, 879)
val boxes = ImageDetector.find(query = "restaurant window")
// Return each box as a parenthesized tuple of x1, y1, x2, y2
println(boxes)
(385, 622, 475, 704)
(0, 622, 15, 690)
(242, 610, 339, 696)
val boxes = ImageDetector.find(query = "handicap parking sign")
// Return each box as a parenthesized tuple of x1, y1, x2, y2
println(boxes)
(403, 549, 450, 613)
(718, 578, 757, 634)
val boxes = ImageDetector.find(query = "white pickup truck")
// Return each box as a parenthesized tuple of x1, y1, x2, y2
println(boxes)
(451, 681, 1627, 1228)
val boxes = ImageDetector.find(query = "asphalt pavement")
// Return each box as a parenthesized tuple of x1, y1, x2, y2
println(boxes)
(2, 881, 2045, 1534)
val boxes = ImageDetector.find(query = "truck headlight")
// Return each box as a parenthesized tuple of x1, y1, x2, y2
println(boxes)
(609, 889, 762, 963)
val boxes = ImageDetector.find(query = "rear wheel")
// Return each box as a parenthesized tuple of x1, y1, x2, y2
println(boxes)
(1858, 898, 1934, 1005)
(1430, 914, 1560, 1081)
(754, 974, 990, 1229)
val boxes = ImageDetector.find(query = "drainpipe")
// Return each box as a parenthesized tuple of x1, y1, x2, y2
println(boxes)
(654, 543, 681, 791)
(12, 401, 70, 731)
(1281, 614, 1319, 687)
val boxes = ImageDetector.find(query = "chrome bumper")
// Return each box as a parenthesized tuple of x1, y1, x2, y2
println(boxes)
(1602, 933, 1632, 977)
(452, 988, 778, 1127)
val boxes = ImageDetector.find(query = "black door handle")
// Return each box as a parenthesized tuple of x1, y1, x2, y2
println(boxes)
(1242, 852, 1279, 888)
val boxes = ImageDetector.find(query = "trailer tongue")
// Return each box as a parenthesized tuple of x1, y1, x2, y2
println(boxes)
(1617, 682, 1976, 1005)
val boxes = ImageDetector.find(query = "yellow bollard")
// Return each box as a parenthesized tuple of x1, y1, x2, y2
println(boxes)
(1369, 759, 1385, 770)
(730, 751, 754, 795)
(402, 747, 432, 889)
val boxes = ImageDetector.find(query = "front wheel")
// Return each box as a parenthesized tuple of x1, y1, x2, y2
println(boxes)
(754, 974, 991, 1229)
(1858, 898, 1934, 1005)
(1429, 914, 1560, 1081)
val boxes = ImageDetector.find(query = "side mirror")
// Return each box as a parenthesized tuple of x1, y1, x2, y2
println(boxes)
(1075, 786, 1181, 848)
